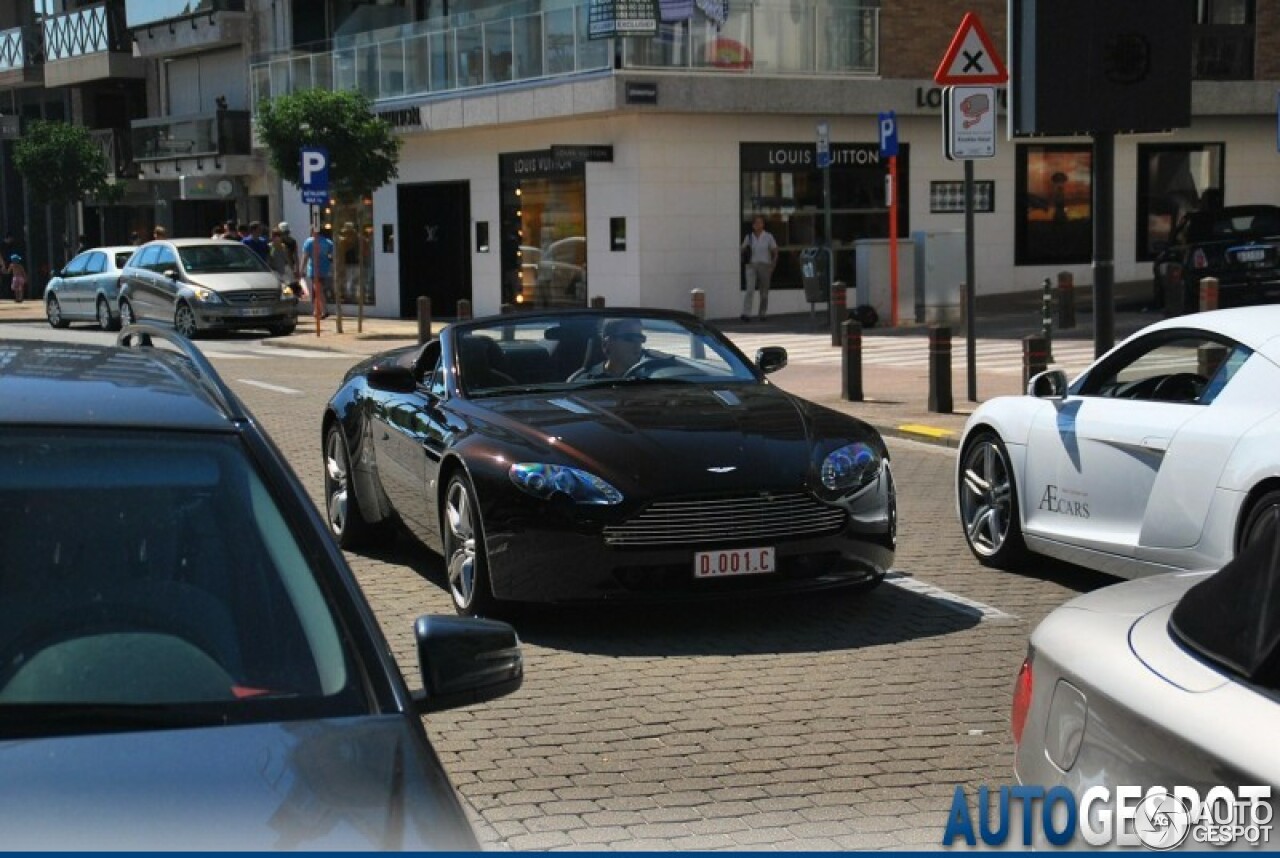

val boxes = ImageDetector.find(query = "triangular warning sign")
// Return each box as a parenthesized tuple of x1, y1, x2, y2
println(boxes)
(934, 12, 1008, 85)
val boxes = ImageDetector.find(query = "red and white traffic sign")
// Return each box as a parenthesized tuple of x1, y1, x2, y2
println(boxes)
(934, 12, 1008, 86)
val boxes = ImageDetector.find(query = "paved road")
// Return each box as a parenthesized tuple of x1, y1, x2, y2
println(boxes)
(5, 324, 1117, 849)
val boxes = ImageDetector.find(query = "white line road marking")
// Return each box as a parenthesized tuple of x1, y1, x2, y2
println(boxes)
(237, 378, 302, 395)
(886, 572, 1016, 621)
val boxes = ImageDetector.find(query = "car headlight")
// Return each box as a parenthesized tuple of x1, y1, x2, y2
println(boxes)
(509, 463, 623, 505)
(820, 442, 881, 492)
(190, 286, 222, 303)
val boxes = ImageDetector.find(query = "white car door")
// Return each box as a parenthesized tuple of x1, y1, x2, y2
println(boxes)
(1022, 333, 1231, 559)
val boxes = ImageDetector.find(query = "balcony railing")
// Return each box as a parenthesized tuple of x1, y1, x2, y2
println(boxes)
(90, 127, 134, 177)
(124, 0, 246, 30)
(131, 110, 252, 162)
(251, 0, 878, 108)
(1192, 24, 1254, 80)
(43, 2, 132, 61)
(0, 25, 43, 73)
(621, 0, 876, 75)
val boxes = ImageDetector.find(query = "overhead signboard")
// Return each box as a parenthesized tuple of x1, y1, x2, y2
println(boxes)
(943, 86, 997, 160)
(549, 144, 615, 163)
(934, 12, 1008, 86)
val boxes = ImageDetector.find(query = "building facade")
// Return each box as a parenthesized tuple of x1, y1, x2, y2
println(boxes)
(4, 1, 1274, 320)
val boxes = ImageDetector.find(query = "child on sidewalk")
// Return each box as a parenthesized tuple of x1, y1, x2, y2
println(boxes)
(6, 254, 26, 303)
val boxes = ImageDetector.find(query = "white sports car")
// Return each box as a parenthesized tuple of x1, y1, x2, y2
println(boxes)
(957, 306, 1280, 578)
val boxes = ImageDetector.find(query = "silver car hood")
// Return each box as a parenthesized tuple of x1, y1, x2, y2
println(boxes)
(0, 715, 477, 851)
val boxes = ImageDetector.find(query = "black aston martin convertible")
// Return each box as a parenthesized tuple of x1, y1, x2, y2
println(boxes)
(322, 309, 897, 615)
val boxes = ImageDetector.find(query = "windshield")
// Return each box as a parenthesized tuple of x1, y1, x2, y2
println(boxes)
(178, 244, 270, 275)
(453, 314, 759, 395)
(0, 430, 366, 736)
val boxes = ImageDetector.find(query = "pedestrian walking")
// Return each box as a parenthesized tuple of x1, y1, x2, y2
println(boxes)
(301, 227, 335, 316)
(6, 254, 27, 303)
(278, 221, 300, 281)
(241, 221, 270, 261)
(740, 216, 778, 322)
(267, 228, 298, 294)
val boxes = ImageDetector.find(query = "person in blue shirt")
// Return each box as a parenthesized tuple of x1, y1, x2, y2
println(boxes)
(241, 221, 270, 261)
(301, 227, 335, 314)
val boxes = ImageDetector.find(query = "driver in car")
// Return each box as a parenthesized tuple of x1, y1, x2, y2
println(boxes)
(574, 318, 647, 380)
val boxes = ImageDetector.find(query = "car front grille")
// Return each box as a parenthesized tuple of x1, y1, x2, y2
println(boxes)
(223, 289, 281, 305)
(603, 492, 846, 547)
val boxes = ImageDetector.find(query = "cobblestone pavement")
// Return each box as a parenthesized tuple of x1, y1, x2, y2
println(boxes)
(211, 350, 1116, 851)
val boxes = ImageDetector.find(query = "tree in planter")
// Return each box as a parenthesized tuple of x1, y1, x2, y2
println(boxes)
(255, 89, 402, 332)
(13, 120, 123, 286)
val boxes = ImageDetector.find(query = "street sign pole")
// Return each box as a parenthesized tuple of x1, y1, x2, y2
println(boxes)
(311, 205, 322, 336)
(965, 158, 977, 402)
(889, 153, 899, 327)
(817, 121, 834, 331)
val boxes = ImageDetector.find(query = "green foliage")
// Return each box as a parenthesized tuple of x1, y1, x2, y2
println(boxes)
(13, 120, 122, 205)
(255, 89, 401, 201)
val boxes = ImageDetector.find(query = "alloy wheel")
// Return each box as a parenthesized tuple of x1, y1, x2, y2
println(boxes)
(174, 303, 197, 338)
(46, 296, 66, 328)
(96, 298, 113, 330)
(960, 437, 1014, 557)
(324, 430, 350, 538)
(445, 480, 478, 609)
(119, 300, 135, 327)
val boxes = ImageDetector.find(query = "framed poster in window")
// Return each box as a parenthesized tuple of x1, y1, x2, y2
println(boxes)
(1015, 144, 1093, 266)
(1136, 143, 1224, 261)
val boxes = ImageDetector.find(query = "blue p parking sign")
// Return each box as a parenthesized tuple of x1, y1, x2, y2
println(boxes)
(878, 112, 898, 158)
(300, 146, 329, 205)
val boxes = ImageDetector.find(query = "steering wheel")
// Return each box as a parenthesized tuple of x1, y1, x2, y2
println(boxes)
(1150, 372, 1208, 402)
(622, 355, 679, 379)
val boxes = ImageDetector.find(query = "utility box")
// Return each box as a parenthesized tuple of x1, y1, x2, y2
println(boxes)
(911, 230, 965, 324)
(853, 238, 915, 325)
(799, 246, 829, 304)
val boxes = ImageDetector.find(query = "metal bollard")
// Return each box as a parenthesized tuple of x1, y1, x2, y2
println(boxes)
(691, 288, 706, 320)
(1040, 278, 1055, 362)
(457, 298, 472, 320)
(1198, 342, 1228, 379)
(1022, 334, 1049, 390)
(928, 326, 953, 414)
(829, 281, 848, 347)
(416, 296, 433, 344)
(1200, 277, 1219, 312)
(1057, 271, 1075, 330)
(589, 295, 605, 309)
(841, 318, 863, 402)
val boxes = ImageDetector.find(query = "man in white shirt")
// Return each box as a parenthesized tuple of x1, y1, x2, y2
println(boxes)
(740, 216, 778, 322)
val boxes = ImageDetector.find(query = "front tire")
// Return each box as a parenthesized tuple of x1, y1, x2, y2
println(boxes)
(174, 302, 198, 338)
(958, 430, 1027, 569)
(443, 473, 497, 617)
(323, 425, 388, 549)
(119, 298, 136, 328)
(1239, 490, 1280, 553)
(46, 295, 70, 329)
(97, 296, 119, 331)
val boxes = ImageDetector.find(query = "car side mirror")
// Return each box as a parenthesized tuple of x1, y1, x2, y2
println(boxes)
(412, 615, 523, 714)
(755, 346, 788, 374)
(164, 268, 179, 280)
(1028, 369, 1068, 399)
(367, 362, 418, 394)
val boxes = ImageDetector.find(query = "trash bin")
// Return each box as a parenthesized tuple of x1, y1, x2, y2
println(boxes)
(800, 247, 829, 304)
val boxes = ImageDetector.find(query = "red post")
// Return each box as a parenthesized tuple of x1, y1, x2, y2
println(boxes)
(1200, 277, 1219, 312)
(888, 154, 899, 327)
(691, 288, 705, 320)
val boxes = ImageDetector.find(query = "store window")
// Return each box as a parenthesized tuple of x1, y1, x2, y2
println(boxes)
(739, 142, 908, 290)
(1136, 143, 1224, 261)
(323, 196, 376, 304)
(1015, 144, 1092, 266)
(499, 150, 587, 308)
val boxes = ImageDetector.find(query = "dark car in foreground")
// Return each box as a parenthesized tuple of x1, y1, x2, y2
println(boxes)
(43, 245, 136, 331)
(322, 308, 897, 616)
(0, 328, 522, 850)
(1154, 204, 1280, 313)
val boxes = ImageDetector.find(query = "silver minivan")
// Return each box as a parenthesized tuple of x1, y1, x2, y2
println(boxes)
(118, 239, 298, 338)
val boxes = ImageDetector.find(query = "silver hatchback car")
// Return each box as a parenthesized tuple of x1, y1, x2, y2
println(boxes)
(118, 238, 297, 338)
